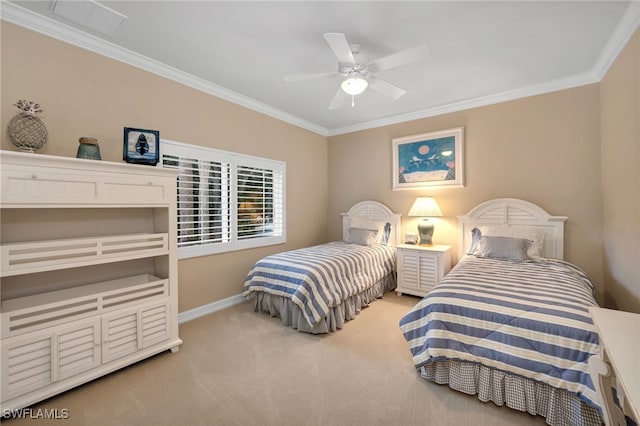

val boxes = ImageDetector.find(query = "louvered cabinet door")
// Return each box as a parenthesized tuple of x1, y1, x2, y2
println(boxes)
(102, 308, 139, 364)
(418, 255, 438, 289)
(140, 302, 171, 349)
(1, 330, 53, 402)
(396, 244, 452, 297)
(1, 319, 100, 403)
(397, 250, 420, 291)
(56, 320, 101, 381)
(102, 300, 171, 364)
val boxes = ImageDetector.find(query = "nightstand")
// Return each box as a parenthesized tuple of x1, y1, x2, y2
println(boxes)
(396, 244, 452, 297)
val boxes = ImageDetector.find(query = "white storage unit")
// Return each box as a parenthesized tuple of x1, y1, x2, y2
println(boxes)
(396, 244, 452, 297)
(0, 150, 182, 411)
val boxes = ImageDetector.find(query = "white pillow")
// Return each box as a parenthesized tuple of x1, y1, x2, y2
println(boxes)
(348, 217, 386, 244)
(479, 225, 545, 259)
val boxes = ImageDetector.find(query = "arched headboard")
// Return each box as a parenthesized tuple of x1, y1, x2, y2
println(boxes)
(457, 198, 568, 260)
(340, 201, 402, 247)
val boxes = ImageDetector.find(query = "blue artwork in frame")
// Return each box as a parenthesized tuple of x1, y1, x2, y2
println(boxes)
(123, 127, 160, 165)
(392, 127, 464, 190)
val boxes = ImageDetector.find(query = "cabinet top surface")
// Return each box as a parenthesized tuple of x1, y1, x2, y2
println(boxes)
(0, 150, 177, 177)
(397, 244, 452, 252)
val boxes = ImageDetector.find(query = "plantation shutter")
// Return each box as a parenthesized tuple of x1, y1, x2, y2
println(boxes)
(234, 155, 285, 250)
(162, 144, 233, 257)
(161, 139, 285, 258)
(236, 165, 284, 241)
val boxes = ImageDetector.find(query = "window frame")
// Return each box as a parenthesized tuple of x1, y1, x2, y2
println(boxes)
(160, 139, 286, 259)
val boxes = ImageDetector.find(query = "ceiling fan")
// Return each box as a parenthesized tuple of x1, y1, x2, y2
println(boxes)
(284, 33, 429, 109)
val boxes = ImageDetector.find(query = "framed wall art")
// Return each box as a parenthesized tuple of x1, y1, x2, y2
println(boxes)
(392, 127, 464, 190)
(123, 127, 160, 165)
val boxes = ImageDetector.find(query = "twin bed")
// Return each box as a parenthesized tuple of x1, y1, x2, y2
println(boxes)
(243, 198, 603, 426)
(400, 198, 601, 426)
(243, 200, 401, 334)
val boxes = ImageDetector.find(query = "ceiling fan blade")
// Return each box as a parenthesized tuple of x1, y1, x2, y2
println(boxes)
(328, 88, 348, 110)
(369, 45, 429, 72)
(369, 77, 406, 100)
(284, 72, 338, 82)
(323, 33, 356, 64)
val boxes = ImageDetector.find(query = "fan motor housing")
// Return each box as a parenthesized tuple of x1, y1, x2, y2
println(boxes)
(338, 62, 369, 78)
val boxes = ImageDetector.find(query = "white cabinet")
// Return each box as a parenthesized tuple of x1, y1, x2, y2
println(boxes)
(396, 244, 452, 297)
(588, 307, 640, 426)
(0, 150, 182, 411)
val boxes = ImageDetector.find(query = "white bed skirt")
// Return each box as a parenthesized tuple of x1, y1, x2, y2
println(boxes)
(420, 360, 601, 426)
(248, 273, 397, 334)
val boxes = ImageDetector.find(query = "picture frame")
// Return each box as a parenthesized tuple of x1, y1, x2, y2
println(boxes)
(392, 127, 464, 190)
(123, 127, 160, 165)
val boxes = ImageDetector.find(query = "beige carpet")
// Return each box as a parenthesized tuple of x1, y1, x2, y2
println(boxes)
(4, 293, 546, 426)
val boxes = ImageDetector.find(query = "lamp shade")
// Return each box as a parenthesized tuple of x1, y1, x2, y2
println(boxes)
(408, 197, 443, 217)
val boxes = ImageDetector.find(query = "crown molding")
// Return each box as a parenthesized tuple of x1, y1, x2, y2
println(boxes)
(0, 2, 329, 137)
(591, 1, 640, 81)
(327, 71, 600, 136)
(3, 1, 639, 138)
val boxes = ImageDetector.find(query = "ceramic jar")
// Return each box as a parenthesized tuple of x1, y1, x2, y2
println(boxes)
(76, 137, 102, 160)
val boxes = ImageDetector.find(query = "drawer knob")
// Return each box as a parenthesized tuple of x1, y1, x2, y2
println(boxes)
(31, 173, 38, 179)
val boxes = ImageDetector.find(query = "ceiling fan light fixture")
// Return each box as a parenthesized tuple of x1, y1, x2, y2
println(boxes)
(341, 77, 368, 96)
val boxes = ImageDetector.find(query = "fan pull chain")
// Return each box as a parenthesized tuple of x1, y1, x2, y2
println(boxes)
(351, 95, 355, 107)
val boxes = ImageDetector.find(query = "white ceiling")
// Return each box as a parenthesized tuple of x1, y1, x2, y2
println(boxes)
(3, 1, 640, 136)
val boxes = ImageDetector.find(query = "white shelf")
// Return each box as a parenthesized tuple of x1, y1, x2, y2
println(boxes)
(2, 274, 166, 312)
(1, 274, 168, 339)
(1, 233, 168, 277)
(0, 150, 177, 207)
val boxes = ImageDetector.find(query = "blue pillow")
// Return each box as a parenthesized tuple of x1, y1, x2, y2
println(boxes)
(346, 227, 379, 246)
(474, 235, 532, 261)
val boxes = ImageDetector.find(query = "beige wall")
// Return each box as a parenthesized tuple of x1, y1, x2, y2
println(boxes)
(3, 21, 638, 314)
(1, 23, 329, 312)
(328, 85, 605, 301)
(600, 28, 640, 313)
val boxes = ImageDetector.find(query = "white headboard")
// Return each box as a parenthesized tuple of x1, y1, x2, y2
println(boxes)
(458, 198, 568, 260)
(340, 201, 402, 247)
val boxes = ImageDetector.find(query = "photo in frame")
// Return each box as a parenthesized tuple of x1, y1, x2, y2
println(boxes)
(123, 127, 160, 165)
(392, 127, 464, 190)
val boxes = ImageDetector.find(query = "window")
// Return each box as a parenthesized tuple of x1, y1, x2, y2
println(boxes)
(161, 140, 285, 259)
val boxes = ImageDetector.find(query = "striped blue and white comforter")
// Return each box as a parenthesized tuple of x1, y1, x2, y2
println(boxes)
(399, 256, 600, 409)
(243, 241, 396, 328)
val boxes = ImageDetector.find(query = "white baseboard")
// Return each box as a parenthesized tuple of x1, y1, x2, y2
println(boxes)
(178, 293, 247, 324)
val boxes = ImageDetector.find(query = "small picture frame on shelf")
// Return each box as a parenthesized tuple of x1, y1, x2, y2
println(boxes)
(123, 127, 159, 165)
(404, 233, 418, 245)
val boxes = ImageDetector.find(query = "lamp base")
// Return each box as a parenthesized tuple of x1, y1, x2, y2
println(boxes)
(417, 219, 434, 245)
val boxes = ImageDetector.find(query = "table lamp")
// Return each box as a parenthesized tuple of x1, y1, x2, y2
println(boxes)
(408, 196, 443, 245)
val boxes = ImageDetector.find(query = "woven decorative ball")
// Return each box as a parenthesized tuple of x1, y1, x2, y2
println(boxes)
(7, 100, 48, 153)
